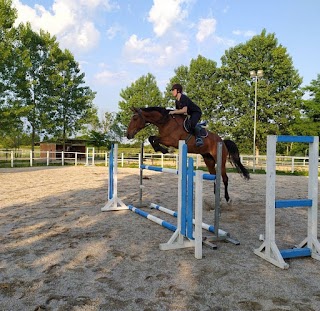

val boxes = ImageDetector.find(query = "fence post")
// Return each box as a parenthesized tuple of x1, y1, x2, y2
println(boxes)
(75, 152, 78, 166)
(11, 151, 14, 168)
(47, 151, 50, 166)
(175, 154, 178, 170)
(30, 151, 33, 167)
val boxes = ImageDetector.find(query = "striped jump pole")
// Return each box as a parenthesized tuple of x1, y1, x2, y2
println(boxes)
(128, 205, 176, 232)
(254, 135, 320, 269)
(150, 203, 229, 237)
(101, 144, 127, 211)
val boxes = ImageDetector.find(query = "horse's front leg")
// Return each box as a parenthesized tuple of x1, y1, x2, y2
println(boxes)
(148, 136, 169, 154)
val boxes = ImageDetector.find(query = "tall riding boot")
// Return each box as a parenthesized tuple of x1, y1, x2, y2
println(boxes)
(194, 126, 204, 147)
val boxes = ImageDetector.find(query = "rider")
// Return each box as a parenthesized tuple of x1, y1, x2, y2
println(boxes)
(169, 83, 204, 147)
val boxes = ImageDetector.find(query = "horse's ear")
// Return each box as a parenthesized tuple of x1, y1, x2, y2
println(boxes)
(130, 107, 137, 113)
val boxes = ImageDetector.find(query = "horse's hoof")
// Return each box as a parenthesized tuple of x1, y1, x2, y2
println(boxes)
(226, 199, 233, 205)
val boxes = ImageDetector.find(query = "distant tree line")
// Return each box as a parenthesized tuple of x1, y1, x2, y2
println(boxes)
(1, 0, 319, 156)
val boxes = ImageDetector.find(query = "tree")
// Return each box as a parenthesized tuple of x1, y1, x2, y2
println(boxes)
(300, 74, 320, 136)
(118, 73, 163, 142)
(13, 23, 61, 151)
(0, 0, 24, 138)
(0, 1, 97, 150)
(219, 29, 303, 153)
(45, 48, 97, 150)
(88, 111, 125, 150)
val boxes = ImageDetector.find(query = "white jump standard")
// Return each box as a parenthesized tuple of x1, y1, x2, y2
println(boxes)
(101, 144, 126, 211)
(254, 135, 320, 269)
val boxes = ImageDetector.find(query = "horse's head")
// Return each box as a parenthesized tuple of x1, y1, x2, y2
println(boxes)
(126, 107, 147, 139)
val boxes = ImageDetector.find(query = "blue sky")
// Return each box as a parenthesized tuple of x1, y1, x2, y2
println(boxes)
(12, 0, 320, 116)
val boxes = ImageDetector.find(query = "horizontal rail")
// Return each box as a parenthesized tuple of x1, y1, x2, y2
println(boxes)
(277, 135, 314, 143)
(280, 248, 312, 259)
(275, 199, 313, 208)
(150, 203, 228, 236)
(140, 165, 216, 181)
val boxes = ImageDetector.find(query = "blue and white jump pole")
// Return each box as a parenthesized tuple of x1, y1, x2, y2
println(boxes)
(150, 203, 229, 237)
(101, 144, 127, 211)
(128, 205, 177, 232)
(254, 135, 320, 269)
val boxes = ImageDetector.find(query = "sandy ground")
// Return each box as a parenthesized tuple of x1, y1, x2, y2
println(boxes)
(1, 165, 320, 311)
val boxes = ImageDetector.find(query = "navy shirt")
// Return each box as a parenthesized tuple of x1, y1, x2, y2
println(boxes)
(175, 94, 201, 115)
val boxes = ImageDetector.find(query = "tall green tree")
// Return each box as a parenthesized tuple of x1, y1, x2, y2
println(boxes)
(298, 74, 320, 136)
(219, 29, 303, 153)
(118, 73, 163, 142)
(0, 0, 24, 138)
(46, 48, 97, 150)
(13, 23, 61, 151)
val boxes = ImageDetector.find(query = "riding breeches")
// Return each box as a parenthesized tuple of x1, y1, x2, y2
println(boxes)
(188, 111, 202, 134)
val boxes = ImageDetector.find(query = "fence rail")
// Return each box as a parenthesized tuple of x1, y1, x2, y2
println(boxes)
(0, 149, 319, 173)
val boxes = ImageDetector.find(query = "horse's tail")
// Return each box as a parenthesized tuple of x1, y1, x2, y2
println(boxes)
(223, 139, 250, 180)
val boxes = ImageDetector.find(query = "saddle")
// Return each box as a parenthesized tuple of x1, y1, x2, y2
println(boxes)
(183, 118, 208, 138)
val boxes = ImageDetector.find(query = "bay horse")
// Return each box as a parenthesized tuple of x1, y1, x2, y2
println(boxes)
(126, 107, 250, 202)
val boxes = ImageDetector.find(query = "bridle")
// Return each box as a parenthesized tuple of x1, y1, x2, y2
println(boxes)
(134, 108, 151, 129)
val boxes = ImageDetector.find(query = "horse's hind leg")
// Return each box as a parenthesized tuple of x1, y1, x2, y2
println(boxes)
(221, 170, 230, 203)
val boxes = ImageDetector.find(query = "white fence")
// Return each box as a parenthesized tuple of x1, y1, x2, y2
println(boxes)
(0, 148, 319, 173)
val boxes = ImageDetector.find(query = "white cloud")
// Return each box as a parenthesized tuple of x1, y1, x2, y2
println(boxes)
(148, 0, 189, 37)
(94, 69, 128, 84)
(63, 21, 101, 52)
(12, 0, 118, 53)
(213, 35, 235, 47)
(123, 34, 188, 67)
(196, 18, 217, 42)
(106, 25, 122, 40)
(233, 30, 256, 37)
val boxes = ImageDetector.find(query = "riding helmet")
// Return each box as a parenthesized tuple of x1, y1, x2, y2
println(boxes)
(170, 83, 183, 93)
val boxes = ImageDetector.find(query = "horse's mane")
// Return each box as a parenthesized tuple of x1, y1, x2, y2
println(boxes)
(140, 106, 169, 116)
(139, 106, 185, 124)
